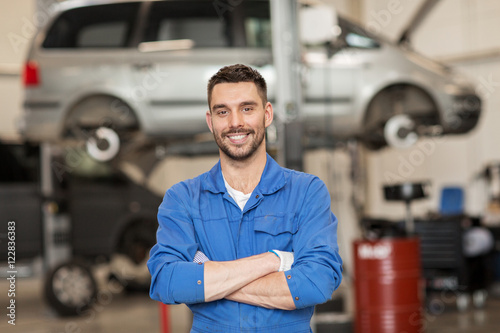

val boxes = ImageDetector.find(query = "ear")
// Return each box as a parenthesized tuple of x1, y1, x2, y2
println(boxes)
(264, 102, 273, 128)
(206, 110, 214, 133)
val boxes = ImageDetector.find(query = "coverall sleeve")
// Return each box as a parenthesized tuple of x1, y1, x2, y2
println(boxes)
(147, 183, 205, 305)
(284, 177, 343, 309)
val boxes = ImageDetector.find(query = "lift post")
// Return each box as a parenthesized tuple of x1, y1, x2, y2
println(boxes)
(40, 143, 71, 271)
(270, 0, 304, 171)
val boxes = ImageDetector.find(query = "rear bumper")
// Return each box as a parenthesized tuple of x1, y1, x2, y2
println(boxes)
(18, 105, 63, 142)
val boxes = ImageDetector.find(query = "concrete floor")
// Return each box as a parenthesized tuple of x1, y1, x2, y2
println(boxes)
(0, 275, 191, 333)
(1, 276, 500, 333)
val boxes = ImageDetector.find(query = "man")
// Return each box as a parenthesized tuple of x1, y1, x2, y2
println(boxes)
(148, 64, 342, 332)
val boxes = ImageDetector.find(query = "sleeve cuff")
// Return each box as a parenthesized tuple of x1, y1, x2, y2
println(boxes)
(284, 268, 306, 309)
(171, 261, 205, 304)
(285, 267, 330, 309)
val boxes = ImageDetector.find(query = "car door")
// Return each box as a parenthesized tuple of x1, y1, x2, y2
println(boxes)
(130, 0, 273, 138)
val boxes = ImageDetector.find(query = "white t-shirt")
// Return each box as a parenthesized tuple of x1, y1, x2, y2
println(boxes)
(223, 175, 251, 211)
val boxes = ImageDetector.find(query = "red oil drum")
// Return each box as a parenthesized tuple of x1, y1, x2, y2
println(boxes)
(353, 237, 423, 333)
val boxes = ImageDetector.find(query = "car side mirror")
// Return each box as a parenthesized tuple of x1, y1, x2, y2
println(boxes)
(299, 4, 339, 46)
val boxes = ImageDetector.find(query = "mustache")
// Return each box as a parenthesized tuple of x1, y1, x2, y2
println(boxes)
(222, 128, 255, 136)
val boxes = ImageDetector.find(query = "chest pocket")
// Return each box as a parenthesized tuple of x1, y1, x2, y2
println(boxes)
(254, 213, 297, 252)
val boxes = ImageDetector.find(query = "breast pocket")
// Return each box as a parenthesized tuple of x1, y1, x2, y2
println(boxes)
(254, 213, 297, 252)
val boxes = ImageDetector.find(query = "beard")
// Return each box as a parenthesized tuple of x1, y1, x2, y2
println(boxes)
(212, 122, 266, 161)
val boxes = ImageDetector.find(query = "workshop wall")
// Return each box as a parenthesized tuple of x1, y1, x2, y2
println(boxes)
(0, 1, 35, 140)
(363, 0, 500, 220)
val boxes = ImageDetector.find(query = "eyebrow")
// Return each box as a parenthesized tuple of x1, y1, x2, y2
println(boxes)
(240, 101, 259, 107)
(212, 100, 259, 111)
(212, 104, 227, 111)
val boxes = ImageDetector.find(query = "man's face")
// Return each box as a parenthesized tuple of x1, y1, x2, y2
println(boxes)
(206, 82, 273, 161)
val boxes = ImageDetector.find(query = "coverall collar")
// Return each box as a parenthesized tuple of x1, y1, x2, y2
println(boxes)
(203, 153, 286, 196)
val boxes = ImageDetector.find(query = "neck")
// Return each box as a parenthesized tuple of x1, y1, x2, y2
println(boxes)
(220, 145, 267, 194)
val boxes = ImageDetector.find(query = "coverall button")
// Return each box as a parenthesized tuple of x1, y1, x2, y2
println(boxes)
(295, 297, 299, 301)
(197, 280, 202, 285)
(255, 194, 259, 198)
(287, 275, 291, 279)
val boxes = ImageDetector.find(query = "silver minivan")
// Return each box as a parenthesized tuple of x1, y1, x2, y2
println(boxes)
(19, 0, 481, 159)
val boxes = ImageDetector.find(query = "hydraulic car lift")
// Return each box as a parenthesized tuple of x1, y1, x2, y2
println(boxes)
(40, 143, 72, 270)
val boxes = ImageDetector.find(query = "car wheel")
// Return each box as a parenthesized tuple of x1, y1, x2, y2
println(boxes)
(44, 261, 98, 317)
(64, 95, 139, 161)
(362, 85, 437, 150)
(112, 219, 157, 291)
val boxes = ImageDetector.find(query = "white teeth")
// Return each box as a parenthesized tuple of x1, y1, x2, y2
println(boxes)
(229, 135, 246, 140)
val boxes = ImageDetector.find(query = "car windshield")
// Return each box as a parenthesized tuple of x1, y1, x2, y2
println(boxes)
(142, 0, 271, 48)
(338, 17, 380, 49)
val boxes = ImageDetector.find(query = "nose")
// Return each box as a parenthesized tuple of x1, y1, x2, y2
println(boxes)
(228, 111, 244, 129)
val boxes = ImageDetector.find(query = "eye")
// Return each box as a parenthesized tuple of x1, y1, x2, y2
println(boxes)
(217, 110, 228, 116)
(243, 107, 253, 112)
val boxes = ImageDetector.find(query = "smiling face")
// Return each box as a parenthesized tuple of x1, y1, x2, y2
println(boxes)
(206, 82, 273, 162)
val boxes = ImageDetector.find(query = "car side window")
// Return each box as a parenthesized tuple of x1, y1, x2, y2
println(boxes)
(142, 1, 271, 48)
(78, 22, 128, 48)
(42, 2, 141, 49)
(143, 1, 231, 47)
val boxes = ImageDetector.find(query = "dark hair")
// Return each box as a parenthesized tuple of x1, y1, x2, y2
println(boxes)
(207, 64, 267, 110)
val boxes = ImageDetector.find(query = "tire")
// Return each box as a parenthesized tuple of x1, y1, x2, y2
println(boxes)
(44, 261, 98, 317)
(112, 219, 157, 291)
(117, 219, 157, 265)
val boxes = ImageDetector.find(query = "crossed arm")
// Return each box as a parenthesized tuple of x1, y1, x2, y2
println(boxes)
(148, 178, 342, 310)
(203, 252, 296, 310)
